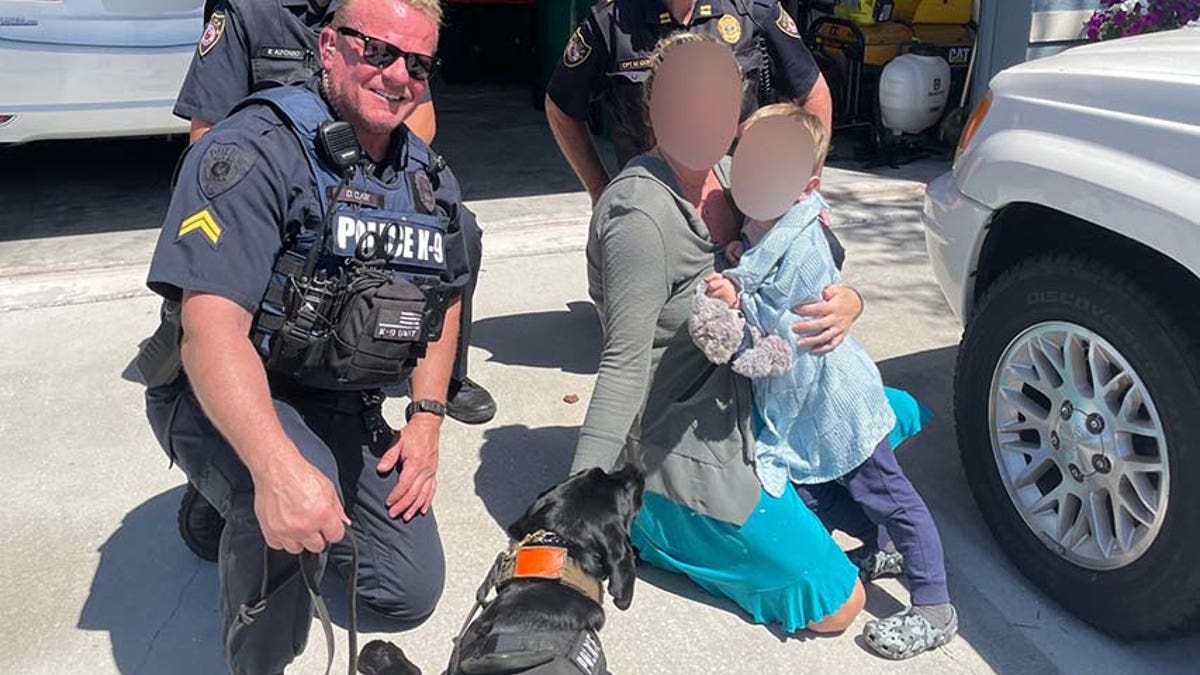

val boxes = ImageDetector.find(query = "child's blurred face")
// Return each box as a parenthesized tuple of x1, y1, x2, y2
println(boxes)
(729, 116, 817, 222)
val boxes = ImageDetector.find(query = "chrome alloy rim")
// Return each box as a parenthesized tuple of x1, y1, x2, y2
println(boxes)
(988, 322, 1170, 570)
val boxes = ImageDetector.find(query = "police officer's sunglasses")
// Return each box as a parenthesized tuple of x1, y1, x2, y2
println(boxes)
(335, 26, 439, 80)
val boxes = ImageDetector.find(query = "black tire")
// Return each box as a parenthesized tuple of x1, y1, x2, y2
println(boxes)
(178, 483, 224, 563)
(955, 253, 1200, 639)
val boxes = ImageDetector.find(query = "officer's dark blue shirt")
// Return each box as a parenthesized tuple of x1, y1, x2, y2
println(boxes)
(175, 0, 431, 125)
(149, 79, 470, 313)
(546, 0, 820, 166)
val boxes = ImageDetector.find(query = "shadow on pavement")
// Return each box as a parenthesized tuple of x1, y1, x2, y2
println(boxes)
(77, 485, 225, 675)
(473, 424, 577, 531)
(470, 301, 601, 375)
(78, 486, 427, 672)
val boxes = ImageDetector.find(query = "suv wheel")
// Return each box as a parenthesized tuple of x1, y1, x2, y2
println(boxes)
(955, 253, 1200, 639)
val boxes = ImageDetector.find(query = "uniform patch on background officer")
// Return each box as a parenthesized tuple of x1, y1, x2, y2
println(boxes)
(198, 10, 226, 57)
(412, 171, 436, 213)
(563, 27, 592, 68)
(199, 141, 256, 199)
(178, 208, 223, 248)
(776, 5, 801, 38)
(718, 14, 742, 44)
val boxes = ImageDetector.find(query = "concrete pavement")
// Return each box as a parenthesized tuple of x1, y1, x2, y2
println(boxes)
(1, 82, 1197, 675)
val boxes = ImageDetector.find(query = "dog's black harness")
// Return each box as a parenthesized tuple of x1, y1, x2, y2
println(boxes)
(449, 530, 610, 675)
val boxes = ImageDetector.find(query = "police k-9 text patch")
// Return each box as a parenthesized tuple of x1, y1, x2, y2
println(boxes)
(334, 215, 445, 270)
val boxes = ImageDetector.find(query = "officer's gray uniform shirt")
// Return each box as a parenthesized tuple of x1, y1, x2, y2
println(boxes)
(149, 82, 470, 312)
(546, 0, 820, 166)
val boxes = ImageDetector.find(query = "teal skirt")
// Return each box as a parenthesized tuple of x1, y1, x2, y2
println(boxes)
(631, 386, 930, 632)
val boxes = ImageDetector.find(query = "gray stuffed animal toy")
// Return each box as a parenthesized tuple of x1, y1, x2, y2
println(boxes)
(689, 281, 791, 379)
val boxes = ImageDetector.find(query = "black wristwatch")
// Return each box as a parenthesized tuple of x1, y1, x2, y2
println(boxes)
(405, 399, 446, 422)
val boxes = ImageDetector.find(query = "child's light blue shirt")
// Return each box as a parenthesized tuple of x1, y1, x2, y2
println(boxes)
(726, 193, 896, 495)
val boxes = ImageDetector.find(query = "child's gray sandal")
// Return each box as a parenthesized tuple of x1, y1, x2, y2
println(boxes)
(863, 606, 958, 660)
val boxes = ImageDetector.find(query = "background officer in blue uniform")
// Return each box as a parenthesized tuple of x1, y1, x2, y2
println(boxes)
(544, 0, 833, 204)
(179, 0, 437, 145)
(143, 1, 466, 672)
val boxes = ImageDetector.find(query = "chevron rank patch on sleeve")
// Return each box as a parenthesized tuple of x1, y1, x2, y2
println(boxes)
(178, 208, 223, 248)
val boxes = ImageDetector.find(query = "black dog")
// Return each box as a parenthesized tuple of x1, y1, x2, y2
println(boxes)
(358, 463, 644, 675)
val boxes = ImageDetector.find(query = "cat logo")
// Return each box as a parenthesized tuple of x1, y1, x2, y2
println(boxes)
(947, 46, 972, 66)
(717, 14, 741, 44)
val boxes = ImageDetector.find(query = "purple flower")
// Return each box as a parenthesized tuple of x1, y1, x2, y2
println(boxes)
(1087, 0, 1200, 40)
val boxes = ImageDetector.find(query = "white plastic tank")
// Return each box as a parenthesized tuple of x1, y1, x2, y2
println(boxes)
(878, 52, 952, 134)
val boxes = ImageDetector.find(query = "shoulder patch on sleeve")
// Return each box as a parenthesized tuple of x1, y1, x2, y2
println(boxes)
(776, 4, 800, 38)
(198, 10, 226, 57)
(178, 208, 223, 248)
(563, 27, 593, 68)
(199, 140, 257, 199)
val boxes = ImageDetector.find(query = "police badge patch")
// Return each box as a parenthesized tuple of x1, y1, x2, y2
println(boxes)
(412, 171, 436, 214)
(776, 5, 801, 38)
(563, 27, 592, 68)
(198, 10, 226, 57)
(199, 141, 256, 199)
(718, 14, 742, 44)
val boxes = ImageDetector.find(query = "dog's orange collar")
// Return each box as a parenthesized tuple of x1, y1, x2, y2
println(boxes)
(497, 534, 604, 605)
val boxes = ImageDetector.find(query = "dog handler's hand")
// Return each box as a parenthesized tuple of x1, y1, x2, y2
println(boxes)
(379, 416, 440, 522)
(792, 284, 863, 354)
(253, 453, 348, 555)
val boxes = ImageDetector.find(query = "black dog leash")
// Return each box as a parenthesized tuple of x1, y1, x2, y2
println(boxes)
(225, 535, 359, 675)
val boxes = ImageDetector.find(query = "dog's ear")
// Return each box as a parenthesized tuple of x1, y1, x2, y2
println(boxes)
(597, 462, 644, 610)
(604, 526, 637, 611)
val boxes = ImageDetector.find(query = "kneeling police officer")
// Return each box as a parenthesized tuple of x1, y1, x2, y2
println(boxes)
(140, 1, 467, 672)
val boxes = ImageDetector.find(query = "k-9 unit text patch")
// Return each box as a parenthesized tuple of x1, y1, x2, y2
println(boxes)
(375, 309, 423, 342)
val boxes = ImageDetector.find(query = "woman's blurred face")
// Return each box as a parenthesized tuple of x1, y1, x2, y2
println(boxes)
(648, 41, 742, 172)
(730, 115, 815, 221)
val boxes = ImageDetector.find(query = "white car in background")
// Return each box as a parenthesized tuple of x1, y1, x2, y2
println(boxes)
(924, 27, 1200, 639)
(0, 0, 202, 144)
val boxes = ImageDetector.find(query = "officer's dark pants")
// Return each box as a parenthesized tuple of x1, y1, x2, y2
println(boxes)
(795, 438, 950, 606)
(146, 378, 445, 675)
(452, 208, 483, 383)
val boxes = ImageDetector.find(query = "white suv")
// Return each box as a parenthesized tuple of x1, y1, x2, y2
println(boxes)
(923, 27, 1200, 639)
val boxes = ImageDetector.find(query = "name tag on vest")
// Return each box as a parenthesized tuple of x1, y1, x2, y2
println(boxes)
(328, 185, 385, 209)
(258, 46, 306, 60)
(333, 215, 446, 269)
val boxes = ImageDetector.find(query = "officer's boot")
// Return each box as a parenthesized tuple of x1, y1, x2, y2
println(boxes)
(178, 482, 225, 562)
(446, 377, 496, 425)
